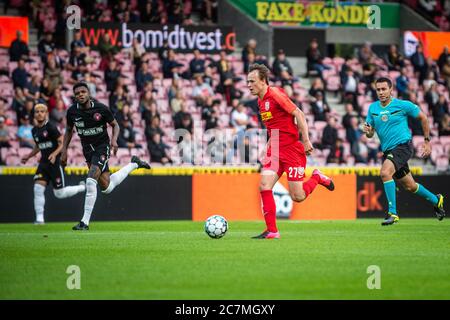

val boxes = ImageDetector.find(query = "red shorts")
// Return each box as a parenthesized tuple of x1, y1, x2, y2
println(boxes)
(262, 141, 307, 181)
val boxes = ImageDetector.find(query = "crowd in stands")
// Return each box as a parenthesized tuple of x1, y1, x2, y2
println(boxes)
(0, 1, 449, 171)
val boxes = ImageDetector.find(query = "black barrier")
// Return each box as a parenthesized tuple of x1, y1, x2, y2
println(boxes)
(0, 175, 192, 223)
(357, 175, 449, 218)
(81, 22, 235, 53)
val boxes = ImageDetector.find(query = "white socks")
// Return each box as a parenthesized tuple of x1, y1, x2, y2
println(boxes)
(34, 184, 46, 223)
(81, 178, 98, 226)
(102, 162, 138, 194)
(53, 185, 86, 199)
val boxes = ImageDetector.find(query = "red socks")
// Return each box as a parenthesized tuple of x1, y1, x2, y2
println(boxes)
(303, 175, 319, 198)
(260, 190, 278, 233)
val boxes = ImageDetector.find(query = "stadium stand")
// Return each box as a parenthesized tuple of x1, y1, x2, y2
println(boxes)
(0, 0, 448, 171)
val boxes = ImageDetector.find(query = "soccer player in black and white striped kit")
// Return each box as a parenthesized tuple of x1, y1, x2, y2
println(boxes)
(21, 104, 86, 224)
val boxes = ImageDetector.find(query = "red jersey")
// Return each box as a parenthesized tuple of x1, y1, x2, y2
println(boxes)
(258, 86, 299, 146)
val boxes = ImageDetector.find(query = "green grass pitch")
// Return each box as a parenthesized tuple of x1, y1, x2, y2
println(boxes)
(1, 219, 449, 299)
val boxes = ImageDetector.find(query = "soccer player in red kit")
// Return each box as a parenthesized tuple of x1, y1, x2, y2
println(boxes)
(247, 63, 335, 239)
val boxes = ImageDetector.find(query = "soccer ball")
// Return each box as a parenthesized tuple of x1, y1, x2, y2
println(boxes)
(204, 215, 228, 239)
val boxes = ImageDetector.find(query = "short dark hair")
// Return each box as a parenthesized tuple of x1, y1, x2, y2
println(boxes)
(375, 77, 393, 88)
(73, 82, 89, 92)
(248, 63, 270, 84)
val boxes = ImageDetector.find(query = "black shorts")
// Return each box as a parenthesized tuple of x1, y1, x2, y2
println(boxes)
(382, 142, 413, 179)
(34, 160, 65, 189)
(83, 143, 110, 173)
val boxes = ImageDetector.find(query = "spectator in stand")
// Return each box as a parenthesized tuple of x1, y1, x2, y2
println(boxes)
(361, 59, 377, 88)
(327, 138, 345, 164)
(243, 52, 257, 74)
(385, 44, 404, 71)
(192, 74, 214, 107)
(113, 0, 129, 21)
(189, 49, 206, 77)
(438, 46, 449, 72)
(272, 49, 294, 87)
(9, 31, 29, 62)
(309, 77, 327, 103)
(411, 43, 427, 85)
(67, 45, 88, 82)
(162, 49, 183, 79)
(346, 116, 362, 154)
(24, 75, 41, 102)
(105, 59, 121, 92)
(346, 116, 367, 163)
(311, 92, 330, 122)
(396, 67, 409, 98)
(135, 62, 154, 93)
(48, 87, 68, 114)
(242, 39, 257, 75)
(0, 116, 11, 151)
(342, 103, 359, 130)
(148, 133, 172, 164)
(418, 0, 439, 20)
(203, 65, 214, 87)
(202, 98, 220, 131)
(425, 82, 440, 114)
(342, 68, 359, 111)
(174, 103, 193, 134)
(431, 94, 449, 127)
(38, 32, 56, 64)
(306, 38, 330, 77)
(423, 70, 438, 92)
(230, 102, 249, 133)
(118, 116, 141, 149)
(70, 30, 89, 54)
(167, 0, 184, 24)
(321, 116, 338, 150)
(12, 58, 28, 89)
(140, 88, 156, 115)
(129, 38, 145, 71)
(142, 101, 160, 128)
(358, 42, 377, 65)
(442, 57, 450, 91)
(171, 90, 184, 114)
(109, 85, 131, 114)
(20, 99, 35, 123)
(17, 114, 34, 148)
(202, 0, 219, 24)
(83, 73, 97, 99)
(439, 114, 450, 136)
(50, 99, 67, 126)
(12, 87, 27, 121)
(140, 0, 161, 24)
(216, 51, 241, 105)
(145, 115, 165, 142)
(98, 33, 118, 59)
(44, 57, 63, 93)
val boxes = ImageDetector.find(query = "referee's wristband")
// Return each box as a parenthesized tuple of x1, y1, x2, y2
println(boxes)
(424, 137, 430, 142)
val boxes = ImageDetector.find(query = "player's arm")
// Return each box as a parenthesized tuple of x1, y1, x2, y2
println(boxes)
(61, 123, 74, 167)
(292, 108, 313, 155)
(21, 144, 40, 164)
(109, 119, 120, 156)
(48, 135, 64, 164)
(417, 111, 432, 158)
(363, 108, 375, 138)
(271, 88, 314, 155)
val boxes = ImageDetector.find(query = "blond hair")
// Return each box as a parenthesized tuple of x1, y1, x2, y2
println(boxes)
(34, 103, 48, 112)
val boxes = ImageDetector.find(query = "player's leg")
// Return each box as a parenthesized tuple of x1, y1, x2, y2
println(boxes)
(51, 163, 86, 199)
(99, 156, 150, 194)
(396, 172, 445, 220)
(33, 179, 47, 225)
(380, 159, 398, 225)
(252, 170, 281, 239)
(73, 164, 101, 230)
